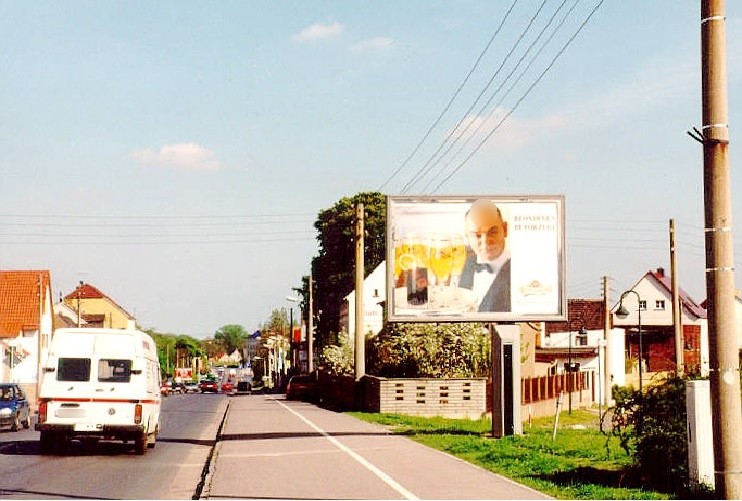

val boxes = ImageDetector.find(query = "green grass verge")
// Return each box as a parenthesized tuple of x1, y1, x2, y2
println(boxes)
(348, 409, 669, 500)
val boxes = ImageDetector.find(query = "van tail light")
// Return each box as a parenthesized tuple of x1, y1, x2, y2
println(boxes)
(39, 401, 48, 424)
(134, 404, 142, 424)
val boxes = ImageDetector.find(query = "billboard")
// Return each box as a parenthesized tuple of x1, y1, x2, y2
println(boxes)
(386, 195, 566, 323)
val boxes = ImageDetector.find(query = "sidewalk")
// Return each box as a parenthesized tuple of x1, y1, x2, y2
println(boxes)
(202, 394, 550, 500)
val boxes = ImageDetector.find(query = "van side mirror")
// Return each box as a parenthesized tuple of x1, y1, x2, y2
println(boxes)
(131, 369, 143, 375)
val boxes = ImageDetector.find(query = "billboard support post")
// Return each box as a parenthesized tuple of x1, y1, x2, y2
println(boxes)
(490, 324, 521, 438)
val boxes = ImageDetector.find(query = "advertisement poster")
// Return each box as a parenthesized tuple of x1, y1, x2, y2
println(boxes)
(386, 195, 566, 323)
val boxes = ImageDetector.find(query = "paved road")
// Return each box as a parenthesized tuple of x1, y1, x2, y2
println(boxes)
(203, 394, 550, 500)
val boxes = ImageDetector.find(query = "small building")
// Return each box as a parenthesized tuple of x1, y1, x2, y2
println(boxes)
(61, 282, 136, 330)
(339, 262, 386, 337)
(0, 270, 54, 407)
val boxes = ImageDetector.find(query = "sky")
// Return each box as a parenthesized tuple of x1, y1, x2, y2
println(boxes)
(2, 1, 742, 338)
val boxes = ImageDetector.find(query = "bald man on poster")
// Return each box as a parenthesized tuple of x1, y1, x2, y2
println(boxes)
(459, 199, 511, 312)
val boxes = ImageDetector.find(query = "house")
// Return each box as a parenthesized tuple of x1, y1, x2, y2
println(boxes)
(61, 281, 136, 330)
(0, 270, 54, 406)
(339, 262, 386, 337)
(612, 267, 708, 384)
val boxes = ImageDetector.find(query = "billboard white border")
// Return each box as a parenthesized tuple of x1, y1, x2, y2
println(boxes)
(386, 194, 567, 323)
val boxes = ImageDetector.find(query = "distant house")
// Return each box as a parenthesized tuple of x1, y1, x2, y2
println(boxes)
(339, 262, 386, 337)
(61, 282, 136, 330)
(0, 270, 54, 406)
(612, 267, 708, 382)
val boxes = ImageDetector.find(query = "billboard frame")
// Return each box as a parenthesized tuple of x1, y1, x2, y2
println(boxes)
(386, 194, 566, 323)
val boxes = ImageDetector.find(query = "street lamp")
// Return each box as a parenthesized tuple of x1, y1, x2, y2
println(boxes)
(615, 289, 643, 394)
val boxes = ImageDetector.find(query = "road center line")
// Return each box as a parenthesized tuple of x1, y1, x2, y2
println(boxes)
(274, 399, 419, 500)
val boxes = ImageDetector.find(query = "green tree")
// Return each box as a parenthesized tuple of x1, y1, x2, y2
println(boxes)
(214, 324, 248, 356)
(312, 191, 386, 349)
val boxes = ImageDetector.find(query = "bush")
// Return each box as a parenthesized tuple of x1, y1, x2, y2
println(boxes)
(609, 374, 707, 495)
(367, 323, 490, 378)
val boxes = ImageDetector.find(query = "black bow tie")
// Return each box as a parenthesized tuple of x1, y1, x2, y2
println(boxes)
(474, 263, 495, 274)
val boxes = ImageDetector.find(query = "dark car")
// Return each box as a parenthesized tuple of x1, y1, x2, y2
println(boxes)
(0, 383, 31, 431)
(200, 379, 219, 393)
(286, 374, 317, 402)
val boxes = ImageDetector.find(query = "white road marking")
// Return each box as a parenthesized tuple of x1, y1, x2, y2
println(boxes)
(274, 399, 419, 500)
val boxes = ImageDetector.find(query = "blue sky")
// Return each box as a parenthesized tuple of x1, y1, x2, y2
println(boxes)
(2, 1, 741, 337)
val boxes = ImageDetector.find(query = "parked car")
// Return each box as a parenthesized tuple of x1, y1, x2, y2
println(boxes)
(160, 380, 173, 396)
(0, 383, 32, 431)
(236, 380, 252, 395)
(286, 374, 317, 402)
(171, 382, 186, 394)
(184, 382, 200, 393)
(200, 379, 219, 393)
(221, 380, 234, 394)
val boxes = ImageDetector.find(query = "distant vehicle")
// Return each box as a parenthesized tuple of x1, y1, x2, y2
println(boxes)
(184, 382, 199, 393)
(235, 380, 252, 395)
(171, 382, 186, 394)
(160, 382, 171, 396)
(36, 328, 162, 455)
(221, 380, 234, 394)
(286, 374, 317, 402)
(200, 379, 218, 393)
(0, 383, 32, 431)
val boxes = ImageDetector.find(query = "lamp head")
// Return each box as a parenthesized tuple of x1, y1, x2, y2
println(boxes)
(615, 304, 630, 319)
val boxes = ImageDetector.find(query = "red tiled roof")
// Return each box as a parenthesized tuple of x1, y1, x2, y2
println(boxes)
(545, 299, 604, 334)
(64, 283, 106, 300)
(0, 270, 51, 338)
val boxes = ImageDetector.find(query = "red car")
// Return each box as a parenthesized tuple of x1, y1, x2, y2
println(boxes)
(286, 374, 317, 401)
(199, 379, 219, 393)
(221, 380, 234, 394)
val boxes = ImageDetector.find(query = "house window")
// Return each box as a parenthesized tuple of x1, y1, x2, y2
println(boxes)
(655, 300, 666, 310)
(638, 300, 647, 310)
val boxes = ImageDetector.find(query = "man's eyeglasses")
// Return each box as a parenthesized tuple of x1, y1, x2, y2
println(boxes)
(467, 226, 503, 240)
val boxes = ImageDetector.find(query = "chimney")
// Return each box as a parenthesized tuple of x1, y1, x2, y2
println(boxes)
(656, 267, 665, 277)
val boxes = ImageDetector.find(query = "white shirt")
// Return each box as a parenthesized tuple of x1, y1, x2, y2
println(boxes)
(472, 249, 510, 307)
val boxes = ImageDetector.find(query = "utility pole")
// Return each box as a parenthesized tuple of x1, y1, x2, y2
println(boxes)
(700, 1, 742, 497)
(669, 219, 683, 373)
(307, 274, 314, 373)
(354, 202, 365, 381)
(602, 276, 612, 406)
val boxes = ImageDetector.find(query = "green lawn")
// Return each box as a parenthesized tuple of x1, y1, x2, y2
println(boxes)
(349, 409, 670, 500)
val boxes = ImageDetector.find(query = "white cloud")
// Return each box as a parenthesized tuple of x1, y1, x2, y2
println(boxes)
(461, 109, 568, 152)
(131, 143, 220, 171)
(292, 21, 345, 42)
(349, 37, 394, 52)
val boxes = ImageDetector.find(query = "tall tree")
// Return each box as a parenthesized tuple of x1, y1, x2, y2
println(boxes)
(214, 324, 248, 356)
(312, 192, 386, 349)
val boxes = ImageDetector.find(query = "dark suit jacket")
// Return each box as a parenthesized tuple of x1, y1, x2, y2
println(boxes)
(459, 252, 511, 312)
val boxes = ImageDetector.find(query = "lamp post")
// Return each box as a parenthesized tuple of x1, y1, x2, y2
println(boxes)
(615, 289, 643, 394)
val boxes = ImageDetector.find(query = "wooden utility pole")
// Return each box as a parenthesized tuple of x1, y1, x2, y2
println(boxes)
(700, 1, 742, 497)
(669, 219, 683, 373)
(354, 202, 365, 381)
(307, 274, 314, 373)
(602, 276, 612, 406)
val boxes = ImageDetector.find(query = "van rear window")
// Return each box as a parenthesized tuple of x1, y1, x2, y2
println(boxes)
(98, 359, 132, 383)
(58, 358, 91, 382)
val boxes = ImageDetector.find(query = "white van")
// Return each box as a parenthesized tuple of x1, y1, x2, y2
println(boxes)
(36, 328, 162, 454)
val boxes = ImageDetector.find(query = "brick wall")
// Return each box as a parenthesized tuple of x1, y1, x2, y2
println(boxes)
(362, 376, 486, 419)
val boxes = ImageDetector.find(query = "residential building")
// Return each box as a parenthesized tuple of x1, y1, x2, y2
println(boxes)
(61, 282, 136, 330)
(0, 270, 54, 407)
(339, 261, 386, 337)
(612, 267, 709, 383)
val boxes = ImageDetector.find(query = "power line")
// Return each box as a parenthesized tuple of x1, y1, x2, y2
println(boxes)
(377, 0, 521, 192)
(431, 0, 606, 193)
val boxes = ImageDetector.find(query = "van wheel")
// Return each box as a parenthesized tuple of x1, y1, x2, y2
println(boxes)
(134, 432, 147, 455)
(40, 431, 55, 453)
(147, 425, 157, 449)
(22, 413, 31, 429)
